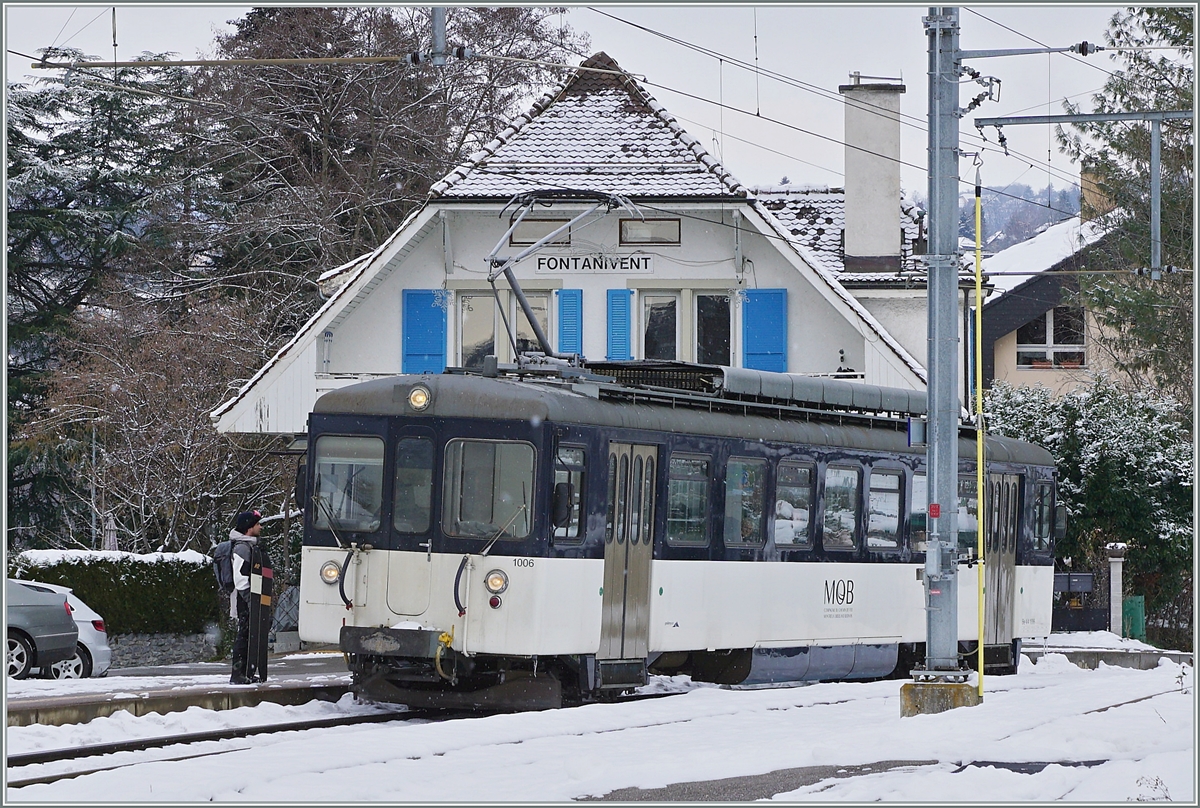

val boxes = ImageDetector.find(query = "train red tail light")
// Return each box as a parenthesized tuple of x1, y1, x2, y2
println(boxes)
(489, 596, 502, 609)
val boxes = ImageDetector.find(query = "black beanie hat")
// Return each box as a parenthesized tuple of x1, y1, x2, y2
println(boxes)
(235, 510, 261, 534)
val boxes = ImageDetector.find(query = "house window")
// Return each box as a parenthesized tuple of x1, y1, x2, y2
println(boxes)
(620, 218, 681, 245)
(696, 294, 731, 365)
(459, 293, 495, 368)
(643, 294, 678, 360)
(1016, 306, 1085, 368)
(513, 292, 550, 355)
(509, 218, 570, 247)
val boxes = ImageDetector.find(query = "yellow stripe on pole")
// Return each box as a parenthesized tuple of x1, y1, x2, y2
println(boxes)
(974, 167, 986, 699)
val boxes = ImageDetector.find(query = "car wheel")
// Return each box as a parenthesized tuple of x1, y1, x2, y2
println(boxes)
(7, 634, 34, 679)
(45, 644, 92, 679)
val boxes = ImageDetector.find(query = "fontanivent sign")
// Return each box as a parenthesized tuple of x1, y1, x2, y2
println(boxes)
(533, 254, 654, 274)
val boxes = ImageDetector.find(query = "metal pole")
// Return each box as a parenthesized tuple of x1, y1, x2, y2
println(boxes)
(923, 6, 961, 675)
(1151, 118, 1161, 273)
(431, 7, 447, 67)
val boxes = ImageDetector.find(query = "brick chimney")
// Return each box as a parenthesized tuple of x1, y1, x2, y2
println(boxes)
(1080, 164, 1114, 223)
(839, 73, 905, 272)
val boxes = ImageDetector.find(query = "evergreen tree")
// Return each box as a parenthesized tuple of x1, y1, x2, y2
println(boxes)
(1056, 7, 1194, 410)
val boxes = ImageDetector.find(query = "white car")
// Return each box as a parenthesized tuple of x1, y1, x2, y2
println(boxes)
(18, 581, 112, 678)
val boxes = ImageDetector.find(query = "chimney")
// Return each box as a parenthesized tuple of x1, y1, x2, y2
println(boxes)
(1079, 164, 1114, 223)
(839, 73, 905, 272)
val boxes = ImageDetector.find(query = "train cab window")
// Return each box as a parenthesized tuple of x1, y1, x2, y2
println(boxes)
(957, 477, 980, 557)
(910, 472, 927, 552)
(313, 435, 384, 533)
(666, 454, 709, 545)
(822, 466, 860, 551)
(774, 462, 813, 547)
(723, 457, 766, 546)
(1032, 483, 1053, 551)
(553, 446, 586, 543)
(867, 470, 901, 550)
(392, 438, 433, 534)
(442, 440, 534, 540)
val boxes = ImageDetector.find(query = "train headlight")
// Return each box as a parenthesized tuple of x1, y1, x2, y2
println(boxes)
(408, 385, 431, 411)
(484, 569, 509, 595)
(319, 560, 342, 585)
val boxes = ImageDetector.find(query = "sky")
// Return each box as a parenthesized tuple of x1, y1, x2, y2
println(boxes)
(4, 4, 1134, 197)
(5, 639, 1195, 802)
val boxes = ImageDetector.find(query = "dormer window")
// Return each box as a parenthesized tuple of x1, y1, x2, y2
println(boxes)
(1016, 306, 1085, 368)
(620, 218, 681, 245)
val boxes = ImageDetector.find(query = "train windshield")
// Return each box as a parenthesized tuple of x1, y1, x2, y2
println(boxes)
(313, 435, 384, 533)
(442, 439, 534, 540)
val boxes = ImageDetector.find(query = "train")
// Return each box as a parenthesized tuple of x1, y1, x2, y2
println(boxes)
(295, 360, 1060, 709)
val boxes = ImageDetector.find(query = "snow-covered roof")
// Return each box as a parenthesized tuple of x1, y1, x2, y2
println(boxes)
(430, 52, 747, 200)
(984, 216, 1107, 297)
(751, 185, 926, 276)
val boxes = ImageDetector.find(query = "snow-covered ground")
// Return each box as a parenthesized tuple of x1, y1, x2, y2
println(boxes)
(6, 644, 1193, 803)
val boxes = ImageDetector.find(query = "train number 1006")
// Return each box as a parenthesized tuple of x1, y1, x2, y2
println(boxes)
(513, 558, 536, 568)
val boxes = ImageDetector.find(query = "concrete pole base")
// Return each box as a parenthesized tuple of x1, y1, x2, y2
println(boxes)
(900, 681, 982, 717)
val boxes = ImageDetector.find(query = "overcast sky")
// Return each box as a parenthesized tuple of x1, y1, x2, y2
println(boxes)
(6, 4, 1130, 197)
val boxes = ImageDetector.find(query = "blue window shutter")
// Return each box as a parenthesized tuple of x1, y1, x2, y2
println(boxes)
(402, 290, 447, 374)
(743, 289, 787, 372)
(607, 289, 632, 360)
(557, 289, 583, 354)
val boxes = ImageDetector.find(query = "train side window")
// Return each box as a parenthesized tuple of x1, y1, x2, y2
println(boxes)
(313, 435, 385, 533)
(1006, 480, 1020, 552)
(605, 452, 618, 543)
(630, 456, 645, 545)
(774, 462, 814, 547)
(392, 438, 433, 534)
(866, 470, 901, 550)
(957, 477, 980, 556)
(910, 472, 927, 552)
(723, 457, 766, 546)
(666, 454, 710, 545)
(442, 439, 534, 540)
(1032, 483, 1052, 551)
(822, 466, 860, 551)
(553, 446, 586, 543)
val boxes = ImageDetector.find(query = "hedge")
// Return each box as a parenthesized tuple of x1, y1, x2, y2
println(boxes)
(8, 550, 221, 635)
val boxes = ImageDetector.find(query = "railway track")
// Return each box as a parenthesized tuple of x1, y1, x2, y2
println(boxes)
(6, 690, 683, 789)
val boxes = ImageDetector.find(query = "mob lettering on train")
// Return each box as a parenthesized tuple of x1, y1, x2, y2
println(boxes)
(824, 578, 855, 606)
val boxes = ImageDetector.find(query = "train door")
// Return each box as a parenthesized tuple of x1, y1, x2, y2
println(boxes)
(387, 431, 436, 615)
(599, 443, 657, 660)
(984, 473, 1021, 645)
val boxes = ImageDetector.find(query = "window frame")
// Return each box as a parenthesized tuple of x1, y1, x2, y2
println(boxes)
(440, 438, 537, 542)
(1016, 306, 1086, 368)
(866, 467, 904, 552)
(458, 291, 496, 369)
(722, 456, 768, 548)
(619, 217, 681, 246)
(509, 217, 571, 247)
(665, 452, 712, 547)
(821, 464, 861, 552)
(312, 434, 387, 535)
(392, 436, 435, 536)
(909, 471, 928, 553)
(552, 444, 587, 545)
(641, 291, 680, 361)
(773, 460, 815, 549)
(695, 292, 733, 366)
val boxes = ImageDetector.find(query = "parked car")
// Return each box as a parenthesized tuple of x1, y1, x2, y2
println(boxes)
(6, 579, 78, 679)
(16, 581, 112, 679)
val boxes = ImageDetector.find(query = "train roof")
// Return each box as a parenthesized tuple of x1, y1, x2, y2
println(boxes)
(313, 364, 1054, 468)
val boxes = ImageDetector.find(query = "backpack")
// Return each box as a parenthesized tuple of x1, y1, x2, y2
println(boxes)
(213, 539, 235, 596)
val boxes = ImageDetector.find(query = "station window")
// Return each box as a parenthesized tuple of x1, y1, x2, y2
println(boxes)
(774, 462, 813, 547)
(822, 466, 860, 551)
(442, 439, 534, 540)
(313, 435, 384, 533)
(867, 470, 901, 550)
(459, 293, 495, 368)
(723, 457, 766, 546)
(513, 292, 551, 355)
(910, 472, 928, 552)
(510, 218, 570, 247)
(392, 438, 433, 534)
(553, 446, 586, 543)
(643, 294, 678, 360)
(696, 294, 731, 365)
(620, 218, 681, 245)
(1016, 306, 1085, 368)
(666, 454, 710, 545)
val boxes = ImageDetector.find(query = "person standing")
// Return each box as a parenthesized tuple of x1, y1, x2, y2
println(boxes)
(229, 509, 262, 684)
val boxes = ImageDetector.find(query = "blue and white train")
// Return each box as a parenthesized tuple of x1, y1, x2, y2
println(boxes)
(296, 361, 1058, 708)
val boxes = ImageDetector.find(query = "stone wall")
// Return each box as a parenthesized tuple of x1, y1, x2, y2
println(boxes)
(109, 624, 222, 668)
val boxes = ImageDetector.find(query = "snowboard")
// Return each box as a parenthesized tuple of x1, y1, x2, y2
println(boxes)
(247, 546, 274, 682)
